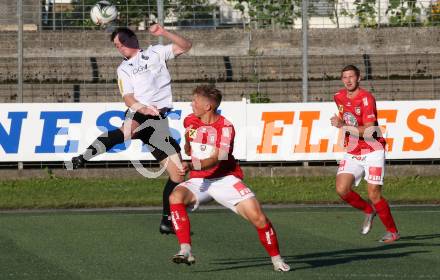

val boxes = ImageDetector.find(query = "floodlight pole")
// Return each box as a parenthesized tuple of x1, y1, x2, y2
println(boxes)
(157, 0, 164, 44)
(301, 0, 309, 103)
(17, 0, 23, 103)
(17, 0, 24, 170)
(301, 0, 309, 167)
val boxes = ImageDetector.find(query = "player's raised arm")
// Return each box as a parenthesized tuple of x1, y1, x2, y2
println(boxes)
(149, 23, 192, 56)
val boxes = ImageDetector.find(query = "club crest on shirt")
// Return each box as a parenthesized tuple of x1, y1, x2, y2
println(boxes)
(188, 129, 197, 139)
(200, 145, 207, 151)
(338, 105, 344, 112)
(355, 107, 361, 115)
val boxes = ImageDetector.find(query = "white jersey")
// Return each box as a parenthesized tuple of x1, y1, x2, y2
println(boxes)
(117, 44, 175, 109)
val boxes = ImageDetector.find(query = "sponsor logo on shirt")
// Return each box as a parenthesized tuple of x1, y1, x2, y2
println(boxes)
(363, 97, 369, 106)
(132, 65, 148, 75)
(351, 155, 366, 161)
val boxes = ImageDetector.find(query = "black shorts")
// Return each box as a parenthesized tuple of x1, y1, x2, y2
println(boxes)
(124, 110, 181, 162)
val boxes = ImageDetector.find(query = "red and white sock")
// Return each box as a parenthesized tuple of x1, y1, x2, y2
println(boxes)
(340, 191, 374, 214)
(170, 203, 191, 245)
(374, 198, 398, 233)
(257, 223, 280, 257)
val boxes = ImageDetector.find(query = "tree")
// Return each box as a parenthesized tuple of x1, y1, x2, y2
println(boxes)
(46, 0, 216, 29)
(168, 0, 217, 27)
(115, 0, 166, 27)
(327, 0, 341, 28)
(352, 0, 378, 28)
(386, 0, 423, 27)
(231, 0, 302, 29)
(428, 0, 440, 26)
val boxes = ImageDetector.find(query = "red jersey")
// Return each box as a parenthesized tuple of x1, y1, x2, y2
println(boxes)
(333, 88, 386, 155)
(183, 114, 243, 179)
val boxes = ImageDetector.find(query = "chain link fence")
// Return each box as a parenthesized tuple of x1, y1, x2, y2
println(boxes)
(1, 0, 439, 104)
(0, 0, 439, 169)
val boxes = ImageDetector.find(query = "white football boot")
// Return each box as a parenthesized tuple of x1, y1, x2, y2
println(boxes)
(361, 212, 376, 235)
(272, 256, 291, 272)
(379, 231, 400, 243)
(172, 244, 195, 265)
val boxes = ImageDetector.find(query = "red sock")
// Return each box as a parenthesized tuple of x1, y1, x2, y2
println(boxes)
(374, 198, 398, 233)
(170, 203, 191, 244)
(257, 223, 280, 257)
(340, 191, 374, 214)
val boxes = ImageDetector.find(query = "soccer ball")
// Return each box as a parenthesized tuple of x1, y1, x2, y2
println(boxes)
(90, 1, 118, 25)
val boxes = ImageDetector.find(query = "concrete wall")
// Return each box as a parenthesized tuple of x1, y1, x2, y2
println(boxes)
(0, 0, 39, 26)
(2, 79, 439, 103)
(1, 53, 439, 82)
(0, 27, 439, 57)
(0, 27, 438, 103)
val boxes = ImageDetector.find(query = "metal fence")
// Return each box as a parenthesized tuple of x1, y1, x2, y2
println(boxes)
(1, 0, 439, 169)
(1, 0, 440, 104)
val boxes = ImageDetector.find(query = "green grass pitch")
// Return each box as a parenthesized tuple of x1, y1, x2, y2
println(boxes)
(0, 206, 439, 280)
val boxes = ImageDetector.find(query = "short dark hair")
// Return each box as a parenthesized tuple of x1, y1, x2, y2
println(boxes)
(341, 65, 360, 78)
(110, 27, 139, 49)
(193, 85, 222, 110)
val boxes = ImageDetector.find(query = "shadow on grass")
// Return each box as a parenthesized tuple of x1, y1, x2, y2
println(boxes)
(399, 233, 440, 241)
(197, 242, 436, 272)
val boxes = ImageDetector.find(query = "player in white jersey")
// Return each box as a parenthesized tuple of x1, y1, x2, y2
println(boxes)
(67, 24, 192, 234)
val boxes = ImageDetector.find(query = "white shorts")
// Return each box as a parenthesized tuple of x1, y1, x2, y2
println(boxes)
(177, 175, 255, 213)
(337, 150, 385, 186)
